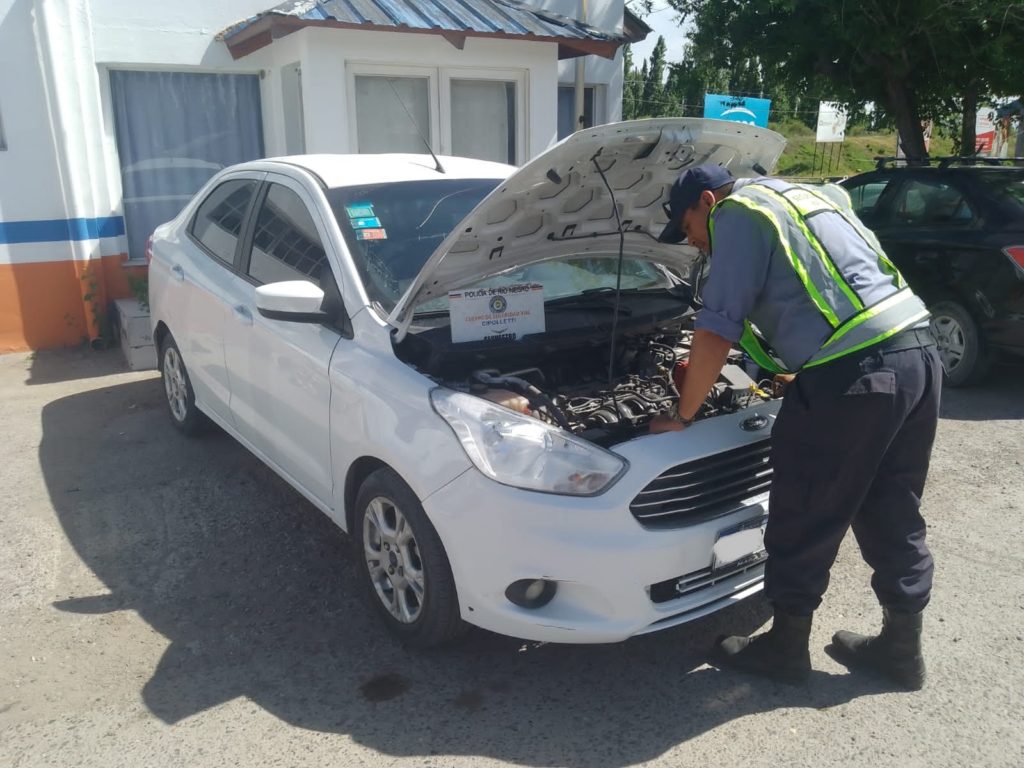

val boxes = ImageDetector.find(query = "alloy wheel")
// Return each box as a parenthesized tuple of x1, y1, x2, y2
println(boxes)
(930, 313, 966, 374)
(163, 346, 188, 422)
(363, 496, 426, 624)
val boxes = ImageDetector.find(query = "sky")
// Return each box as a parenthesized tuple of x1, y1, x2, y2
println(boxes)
(628, 2, 691, 65)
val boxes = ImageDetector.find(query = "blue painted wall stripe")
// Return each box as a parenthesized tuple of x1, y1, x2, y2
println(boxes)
(0, 216, 125, 245)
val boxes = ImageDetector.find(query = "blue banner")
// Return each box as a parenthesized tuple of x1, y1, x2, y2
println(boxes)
(703, 94, 772, 128)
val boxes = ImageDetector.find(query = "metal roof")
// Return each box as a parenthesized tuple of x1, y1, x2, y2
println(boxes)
(220, 0, 627, 60)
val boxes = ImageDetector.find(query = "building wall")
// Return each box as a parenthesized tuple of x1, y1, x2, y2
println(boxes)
(545, 0, 626, 124)
(0, 0, 617, 351)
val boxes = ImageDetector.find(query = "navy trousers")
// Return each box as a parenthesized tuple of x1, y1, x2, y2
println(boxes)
(764, 341, 942, 615)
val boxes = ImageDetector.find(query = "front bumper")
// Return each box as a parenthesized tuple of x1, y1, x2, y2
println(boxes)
(423, 403, 778, 644)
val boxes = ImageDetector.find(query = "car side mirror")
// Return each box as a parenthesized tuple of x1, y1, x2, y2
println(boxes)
(255, 281, 329, 323)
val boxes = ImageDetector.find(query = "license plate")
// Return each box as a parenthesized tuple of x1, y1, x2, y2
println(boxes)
(712, 517, 767, 572)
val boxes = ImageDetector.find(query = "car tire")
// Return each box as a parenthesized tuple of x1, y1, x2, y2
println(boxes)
(353, 467, 467, 648)
(159, 333, 207, 435)
(929, 300, 992, 387)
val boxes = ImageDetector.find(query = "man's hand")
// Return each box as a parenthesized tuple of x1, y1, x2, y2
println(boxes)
(649, 413, 686, 434)
(772, 373, 796, 398)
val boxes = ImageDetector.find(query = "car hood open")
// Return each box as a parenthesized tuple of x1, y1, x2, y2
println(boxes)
(388, 118, 785, 332)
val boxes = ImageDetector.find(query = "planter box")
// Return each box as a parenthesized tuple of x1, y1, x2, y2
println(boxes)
(114, 298, 157, 371)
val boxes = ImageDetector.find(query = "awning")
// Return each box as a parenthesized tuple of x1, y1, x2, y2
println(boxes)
(220, 0, 628, 61)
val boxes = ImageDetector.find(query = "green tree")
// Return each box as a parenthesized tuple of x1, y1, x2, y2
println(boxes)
(642, 36, 669, 116)
(670, 0, 1024, 162)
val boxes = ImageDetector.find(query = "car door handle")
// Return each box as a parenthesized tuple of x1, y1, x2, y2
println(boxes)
(232, 305, 253, 325)
(171, 264, 185, 282)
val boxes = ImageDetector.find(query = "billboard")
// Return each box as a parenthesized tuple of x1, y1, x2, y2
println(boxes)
(975, 108, 996, 154)
(703, 94, 771, 128)
(815, 102, 848, 143)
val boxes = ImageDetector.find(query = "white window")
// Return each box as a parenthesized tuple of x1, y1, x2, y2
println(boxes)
(349, 64, 525, 165)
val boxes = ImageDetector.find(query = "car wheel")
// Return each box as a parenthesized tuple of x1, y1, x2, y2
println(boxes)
(354, 467, 466, 647)
(159, 333, 206, 435)
(929, 300, 992, 387)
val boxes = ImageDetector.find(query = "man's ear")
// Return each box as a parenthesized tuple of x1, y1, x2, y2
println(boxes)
(700, 189, 717, 209)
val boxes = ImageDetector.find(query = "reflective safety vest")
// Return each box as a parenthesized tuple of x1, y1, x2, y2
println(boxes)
(708, 179, 930, 374)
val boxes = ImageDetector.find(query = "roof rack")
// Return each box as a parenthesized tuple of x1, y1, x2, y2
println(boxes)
(875, 156, 1024, 170)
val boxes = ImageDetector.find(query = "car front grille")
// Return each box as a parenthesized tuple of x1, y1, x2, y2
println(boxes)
(630, 439, 773, 527)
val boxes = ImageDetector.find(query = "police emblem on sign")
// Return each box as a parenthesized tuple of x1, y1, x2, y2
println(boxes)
(489, 295, 508, 313)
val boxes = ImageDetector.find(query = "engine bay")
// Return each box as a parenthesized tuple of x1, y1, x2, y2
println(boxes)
(396, 312, 776, 447)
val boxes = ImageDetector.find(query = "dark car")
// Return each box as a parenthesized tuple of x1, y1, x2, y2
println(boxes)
(840, 160, 1024, 385)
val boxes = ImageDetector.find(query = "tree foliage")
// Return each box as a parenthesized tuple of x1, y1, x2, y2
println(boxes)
(665, 0, 1024, 161)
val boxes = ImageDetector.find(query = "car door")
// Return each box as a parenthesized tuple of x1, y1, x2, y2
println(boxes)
(220, 173, 342, 507)
(867, 173, 986, 298)
(174, 173, 263, 425)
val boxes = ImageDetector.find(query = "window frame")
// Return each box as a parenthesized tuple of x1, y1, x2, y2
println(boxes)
(186, 174, 263, 270)
(883, 173, 980, 230)
(346, 62, 528, 163)
(843, 173, 898, 220)
(347, 64, 441, 156)
(440, 67, 526, 164)
(241, 178, 332, 288)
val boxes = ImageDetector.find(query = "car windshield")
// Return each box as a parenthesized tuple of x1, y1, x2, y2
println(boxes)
(974, 170, 1024, 211)
(328, 179, 672, 313)
(327, 179, 501, 311)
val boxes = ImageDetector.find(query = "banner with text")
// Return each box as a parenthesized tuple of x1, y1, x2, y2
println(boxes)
(703, 94, 771, 128)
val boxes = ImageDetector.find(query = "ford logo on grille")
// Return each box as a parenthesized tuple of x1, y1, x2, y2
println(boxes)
(741, 414, 769, 432)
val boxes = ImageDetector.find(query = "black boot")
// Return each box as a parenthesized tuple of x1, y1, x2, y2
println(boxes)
(828, 607, 926, 691)
(715, 610, 812, 684)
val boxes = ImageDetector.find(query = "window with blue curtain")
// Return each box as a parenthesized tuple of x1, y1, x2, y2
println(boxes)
(109, 71, 264, 261)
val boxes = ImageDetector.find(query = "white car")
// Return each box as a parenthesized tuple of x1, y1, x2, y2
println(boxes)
(149, 118, 787, 646)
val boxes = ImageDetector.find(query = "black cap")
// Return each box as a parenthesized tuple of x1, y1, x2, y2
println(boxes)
(658, 164, 735, 244)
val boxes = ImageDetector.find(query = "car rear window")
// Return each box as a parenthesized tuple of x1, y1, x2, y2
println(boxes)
(974, 170, 1024, 211)
(327, 179, 500, 310)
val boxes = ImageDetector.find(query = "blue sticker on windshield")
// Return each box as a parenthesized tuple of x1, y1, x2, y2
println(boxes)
(345, 203, 375, 219)
(350, 216, 382, 229)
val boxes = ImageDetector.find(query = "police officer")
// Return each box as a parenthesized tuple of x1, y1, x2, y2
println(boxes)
(650, 164, 941, 690)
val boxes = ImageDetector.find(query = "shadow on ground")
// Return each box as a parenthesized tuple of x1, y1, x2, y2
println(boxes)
(41, 377, 891, 767)
(938, 361, 1024, 421)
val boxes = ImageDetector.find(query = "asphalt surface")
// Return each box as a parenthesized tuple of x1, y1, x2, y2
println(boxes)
(1, 348, 1022, 768)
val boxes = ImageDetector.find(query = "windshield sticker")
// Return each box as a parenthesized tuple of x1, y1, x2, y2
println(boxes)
(449, 284, 545, 343)
(349, 216, 382, 229)
(356, 228, 388, 241)
(345, 202, 375, 219)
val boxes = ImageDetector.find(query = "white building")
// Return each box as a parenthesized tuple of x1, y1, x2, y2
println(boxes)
(0, 0, 647, 350)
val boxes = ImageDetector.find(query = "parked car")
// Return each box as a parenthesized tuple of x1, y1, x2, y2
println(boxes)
(148, 118, 788, 647)
(840, 160, 1024, 385)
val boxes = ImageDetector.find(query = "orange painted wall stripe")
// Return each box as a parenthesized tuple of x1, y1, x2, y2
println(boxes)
(0, 254, 146, 352)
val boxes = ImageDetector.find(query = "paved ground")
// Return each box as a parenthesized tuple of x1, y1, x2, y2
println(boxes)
(1, 348, 1022, 768)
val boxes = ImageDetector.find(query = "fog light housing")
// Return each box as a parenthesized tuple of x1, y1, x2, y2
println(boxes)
(505, 579, 557, 609)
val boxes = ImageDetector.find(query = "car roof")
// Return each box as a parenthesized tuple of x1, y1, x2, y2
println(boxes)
(232, 154, 515, 188)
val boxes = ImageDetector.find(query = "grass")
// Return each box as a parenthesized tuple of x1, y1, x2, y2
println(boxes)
(769, 123, 955, 178)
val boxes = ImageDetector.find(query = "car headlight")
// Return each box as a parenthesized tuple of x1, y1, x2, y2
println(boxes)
(430, 388, 627, 496)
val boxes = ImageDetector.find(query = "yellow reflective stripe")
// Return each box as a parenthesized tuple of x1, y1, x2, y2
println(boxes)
(805, 309, 930, 368)
(750, 184, 865, 312)
(800, 185, 906, 289)
(820, 287, 912, 349)
(740, 321, 788, 374)
(720, 196, 842, 327)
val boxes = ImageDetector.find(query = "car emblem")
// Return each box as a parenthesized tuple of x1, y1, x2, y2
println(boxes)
(740, 414, 769, 431)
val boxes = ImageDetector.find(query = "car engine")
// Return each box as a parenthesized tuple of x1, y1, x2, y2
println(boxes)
(407, 327, 774, 447)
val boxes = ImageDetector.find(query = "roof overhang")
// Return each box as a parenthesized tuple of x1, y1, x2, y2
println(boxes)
(220, 0, 626, 61)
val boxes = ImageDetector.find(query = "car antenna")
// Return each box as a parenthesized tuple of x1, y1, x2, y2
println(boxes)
(386, 78, 445, 174)
(591, 147, 626, 425)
